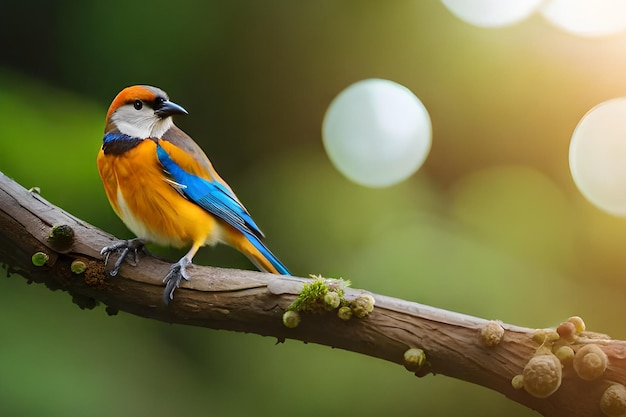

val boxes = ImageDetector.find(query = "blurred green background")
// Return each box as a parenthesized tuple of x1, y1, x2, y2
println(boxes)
(2, 1, 626, 416)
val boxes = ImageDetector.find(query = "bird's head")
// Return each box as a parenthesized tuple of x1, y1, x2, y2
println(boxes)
(105, 85, 188, 138)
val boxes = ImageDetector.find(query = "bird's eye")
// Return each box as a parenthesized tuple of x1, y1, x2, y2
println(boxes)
(133, 100, 143, 110)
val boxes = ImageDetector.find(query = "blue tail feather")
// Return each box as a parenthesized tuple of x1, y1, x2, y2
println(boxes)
(245, 231, 290, 275)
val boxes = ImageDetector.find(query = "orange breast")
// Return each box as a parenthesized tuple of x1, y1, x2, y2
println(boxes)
(97, 140, 222, 248)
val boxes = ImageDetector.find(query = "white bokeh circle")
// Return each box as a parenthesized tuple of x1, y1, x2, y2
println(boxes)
(441, 0, 543, 28)
(322, 79, 432, 188)
(541, 0, 626, 37)
(570, 98, 626, 216)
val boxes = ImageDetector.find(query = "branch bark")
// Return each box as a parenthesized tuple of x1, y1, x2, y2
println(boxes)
(0, 171, 624, 417)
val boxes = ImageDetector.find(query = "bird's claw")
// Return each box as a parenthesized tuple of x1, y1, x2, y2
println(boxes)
(163, 257, 192, 305)
(100, 238, 145, 276)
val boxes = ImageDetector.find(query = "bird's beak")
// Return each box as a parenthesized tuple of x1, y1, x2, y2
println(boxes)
(154, 100, 188, 118)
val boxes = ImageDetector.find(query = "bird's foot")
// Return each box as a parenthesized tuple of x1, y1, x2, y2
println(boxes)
(163, 256, 192, 305)
(100, 238, 146, 276)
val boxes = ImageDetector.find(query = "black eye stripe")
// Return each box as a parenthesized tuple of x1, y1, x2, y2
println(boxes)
(133, 100, 143, 110)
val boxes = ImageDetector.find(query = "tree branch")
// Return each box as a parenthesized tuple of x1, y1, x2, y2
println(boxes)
(0, 171, 624, 417)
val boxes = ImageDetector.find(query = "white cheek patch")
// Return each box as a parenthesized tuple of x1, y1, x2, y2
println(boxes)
(112, 105, 173, 138)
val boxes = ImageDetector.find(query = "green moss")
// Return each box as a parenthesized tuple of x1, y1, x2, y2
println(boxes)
(337, 306, 353, 320)
(282, 310, 301, 328)
(403, 348, 427, 372)
(31, 252, 49, 267)
(351, 293, 375, 318)
(283, 275, 374, 326)
(285, 276, 376, 323)
(70, 260, 87, 274)
(288, 278, 329, 312)
(48, 224, 75, 250)
(287, 275, 350, 313)
(50, 224, 75, 239)
(323, 292, 341, 310)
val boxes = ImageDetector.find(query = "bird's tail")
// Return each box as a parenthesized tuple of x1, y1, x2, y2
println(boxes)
(233, 231, 290, 275)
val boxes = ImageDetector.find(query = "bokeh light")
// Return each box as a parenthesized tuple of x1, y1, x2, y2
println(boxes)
(541, 0, 626, 37)
(441, 0, 543, 28)
(322, 79, 431, 188)
(569, 98, 626, 216)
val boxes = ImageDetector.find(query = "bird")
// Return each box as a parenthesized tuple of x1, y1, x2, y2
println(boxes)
(97, 85, 290, 304)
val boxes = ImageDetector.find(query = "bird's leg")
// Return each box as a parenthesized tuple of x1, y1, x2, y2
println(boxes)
(163, 256, 192, 305)
(100, 238, 146, 276)
(163, 244, 201, 305)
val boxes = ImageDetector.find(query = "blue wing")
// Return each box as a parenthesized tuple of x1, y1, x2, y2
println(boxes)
(156, 142, 264, 239)
(156, 141, 290, 275)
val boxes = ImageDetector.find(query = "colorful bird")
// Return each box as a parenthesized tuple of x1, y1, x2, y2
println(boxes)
(97, 85, 289, 304)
